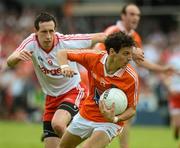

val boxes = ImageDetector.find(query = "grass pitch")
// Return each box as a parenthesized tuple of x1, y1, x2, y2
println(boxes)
(0, 121, 178, 148)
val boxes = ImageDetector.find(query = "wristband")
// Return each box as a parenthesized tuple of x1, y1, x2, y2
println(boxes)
(60, 64, 69, 69)
(113, 116, 119, 123)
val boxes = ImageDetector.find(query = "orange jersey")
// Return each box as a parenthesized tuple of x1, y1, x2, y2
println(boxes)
(94, 21, 142, 51)
(67, 50, 140, 126)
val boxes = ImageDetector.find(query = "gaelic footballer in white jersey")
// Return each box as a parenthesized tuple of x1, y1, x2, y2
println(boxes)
(16, 32, 92, 97)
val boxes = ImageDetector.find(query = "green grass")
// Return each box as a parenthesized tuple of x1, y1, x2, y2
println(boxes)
(0, 121, 43, 148)
(0, 121, 178, 148)
(108, 126, 178, 148)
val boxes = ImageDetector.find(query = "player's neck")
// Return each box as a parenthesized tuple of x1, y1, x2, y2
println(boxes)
(122, 22, 132, 34)
(105, 57, 122, 74)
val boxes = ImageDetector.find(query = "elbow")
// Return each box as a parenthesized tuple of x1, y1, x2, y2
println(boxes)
(131, 107, 137, 117)
(132, 109, 136, 117)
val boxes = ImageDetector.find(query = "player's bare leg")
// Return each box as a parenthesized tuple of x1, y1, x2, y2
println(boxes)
(51, 109, 72, 138)
(119, 123, 130, 148)
(118, 118, 133, 148)
(59, 130, 83, 148)
(44, 137, 59, 148)
(82, 131, 110, 148)
(43, 109, 72, 148)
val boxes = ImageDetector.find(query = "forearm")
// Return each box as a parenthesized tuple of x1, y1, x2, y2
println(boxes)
(115, 107, 136, 122)
(7, 52, 20, 68)
(136, 59, 166, 72)
(91, 32, 107, 46)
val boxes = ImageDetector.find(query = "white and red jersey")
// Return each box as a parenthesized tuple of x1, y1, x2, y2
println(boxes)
(167, 53, 180, 109)
(15, 32, 92, 96)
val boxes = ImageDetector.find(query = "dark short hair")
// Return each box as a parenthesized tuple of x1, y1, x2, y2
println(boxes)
(105, 31, 135, 54)
(121, 3, 138, 15)
(34, 12, 57, 30)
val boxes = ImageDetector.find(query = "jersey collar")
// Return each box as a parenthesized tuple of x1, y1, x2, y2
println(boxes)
(100, 53, 126, 77)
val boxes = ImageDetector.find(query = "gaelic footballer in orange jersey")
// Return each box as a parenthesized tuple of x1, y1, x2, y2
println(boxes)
(93, 3, 142, 59)
(57, 32, 140, 148)
(94, 23, 142, 51)
(66, 48, 139, 127)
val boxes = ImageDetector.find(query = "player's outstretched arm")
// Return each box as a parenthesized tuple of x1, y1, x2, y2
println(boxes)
(7, 50, 32, 68)
(132, 47, 175, 73)
(135, 58, 175, 73)
(90, 32, 107, 47)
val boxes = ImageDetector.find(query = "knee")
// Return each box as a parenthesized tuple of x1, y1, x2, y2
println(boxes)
(82, 142, 93, 148)
(59, 142, 66, 148)
(51, 121, 66, 137)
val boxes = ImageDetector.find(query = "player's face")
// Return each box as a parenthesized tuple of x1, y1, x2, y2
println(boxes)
(36, 21, 55, 49)
(122, 5, 141, 31)
(114, 47, 133, 68)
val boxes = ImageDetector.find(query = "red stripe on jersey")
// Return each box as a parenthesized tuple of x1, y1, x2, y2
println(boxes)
(16, 37, 35, 52)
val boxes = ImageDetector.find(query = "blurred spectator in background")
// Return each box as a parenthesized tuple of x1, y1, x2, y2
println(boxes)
(0, 62, 41, 121)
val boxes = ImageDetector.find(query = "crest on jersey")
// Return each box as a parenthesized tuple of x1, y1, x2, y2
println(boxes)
(47, 59, 53, 65)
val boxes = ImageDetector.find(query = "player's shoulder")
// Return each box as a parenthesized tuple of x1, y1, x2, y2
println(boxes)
(132, 31, 142, 47)
(23, 33, 36, 40)
(104, 25, 120, 35)
(19, 33, 36, 46)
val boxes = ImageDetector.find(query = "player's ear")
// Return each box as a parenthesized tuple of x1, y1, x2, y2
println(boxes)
(109, 48, 116, 55)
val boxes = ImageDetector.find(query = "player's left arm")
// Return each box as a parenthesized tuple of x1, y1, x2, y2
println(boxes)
(90, 32, 107, 46)
(132, 44, 174, 73)
(114, 106, 136, 123)
(99, 100, 136, 123)
(115, 76, 140, 123)
(135, 58, 175, 73)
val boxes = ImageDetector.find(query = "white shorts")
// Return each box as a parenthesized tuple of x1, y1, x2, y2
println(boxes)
(67, 113, 123, 141)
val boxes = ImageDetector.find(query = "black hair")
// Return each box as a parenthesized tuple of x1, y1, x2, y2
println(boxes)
(34, 12, 57, 30)
(105, 31, 135, 54)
